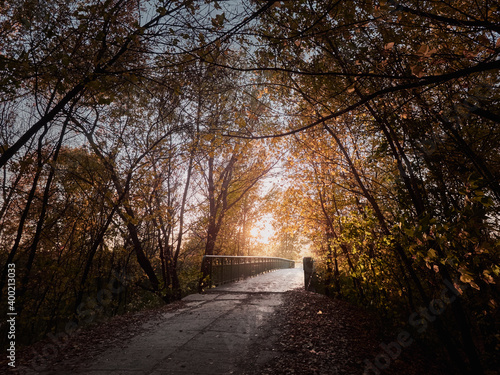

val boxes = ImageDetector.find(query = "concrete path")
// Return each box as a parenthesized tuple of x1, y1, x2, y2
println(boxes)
(41, 267, 303, 375)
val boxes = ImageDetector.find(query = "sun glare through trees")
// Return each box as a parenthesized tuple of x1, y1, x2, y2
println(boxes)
(250, 215, 275, 245)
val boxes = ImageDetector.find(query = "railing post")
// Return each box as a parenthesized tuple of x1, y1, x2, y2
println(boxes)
(303, 257, 316, 292)
(213, 257, 218, 286)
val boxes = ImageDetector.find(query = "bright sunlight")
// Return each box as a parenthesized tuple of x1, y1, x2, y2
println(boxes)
(249, 215, 275, 244)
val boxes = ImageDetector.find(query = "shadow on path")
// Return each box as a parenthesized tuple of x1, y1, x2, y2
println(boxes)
(37, 268, 303, 374)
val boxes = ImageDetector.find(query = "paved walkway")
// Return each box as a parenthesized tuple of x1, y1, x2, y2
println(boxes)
(41, 267, 304, 374)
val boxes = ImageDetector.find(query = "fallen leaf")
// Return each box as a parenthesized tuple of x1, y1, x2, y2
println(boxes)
(411, 65, 425, 78)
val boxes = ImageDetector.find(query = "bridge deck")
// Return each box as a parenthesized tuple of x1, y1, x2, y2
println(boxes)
(39, 268, 304, 374)
(206, 266, 303, 293)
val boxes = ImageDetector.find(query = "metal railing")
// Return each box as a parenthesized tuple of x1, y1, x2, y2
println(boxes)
(202, 255, 295, 287)
(303, 257, 316, 292)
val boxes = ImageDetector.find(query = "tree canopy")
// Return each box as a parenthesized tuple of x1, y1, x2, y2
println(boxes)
(0, 1, 498, 374)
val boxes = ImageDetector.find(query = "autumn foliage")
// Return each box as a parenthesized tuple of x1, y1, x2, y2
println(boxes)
(0, 1, 498, 374)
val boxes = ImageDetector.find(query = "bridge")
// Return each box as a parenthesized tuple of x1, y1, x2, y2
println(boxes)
(201, 255, 296, 287)
(34, 256, 303, 374)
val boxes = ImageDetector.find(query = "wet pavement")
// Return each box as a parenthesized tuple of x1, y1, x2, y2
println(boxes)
(37, 267, 304, 374)
(210, 266, 304, 293)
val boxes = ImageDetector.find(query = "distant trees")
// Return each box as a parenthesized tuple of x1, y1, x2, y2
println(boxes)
(183, 54, 274, 288)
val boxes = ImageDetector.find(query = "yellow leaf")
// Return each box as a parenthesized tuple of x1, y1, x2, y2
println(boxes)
(460, 273, 473, 284)
(482, 270, 495, 284)
(428, 248, 437, 259)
